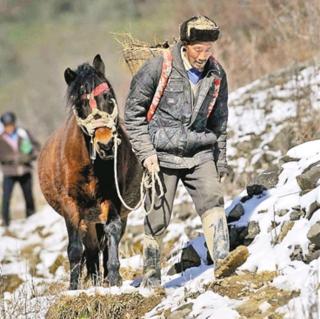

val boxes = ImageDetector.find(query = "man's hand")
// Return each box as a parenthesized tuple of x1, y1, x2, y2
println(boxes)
(143, 154, 160, 174)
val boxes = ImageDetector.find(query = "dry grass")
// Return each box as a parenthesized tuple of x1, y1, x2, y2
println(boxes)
(208, 271, 299, 319)
(46, 290, 165, 319)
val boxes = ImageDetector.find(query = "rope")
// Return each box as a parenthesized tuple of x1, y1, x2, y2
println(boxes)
(73, 98, 164, 215)
(113, 131, 164, 216)
(73, 100, 118, 137)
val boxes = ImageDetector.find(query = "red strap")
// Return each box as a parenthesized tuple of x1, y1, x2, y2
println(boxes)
(146, 52, 221, 121)
(207, 78, 221, 118)
(147, 50, 173, 122)
(81, 82, 110, 110)
(93, 82, 110, 97)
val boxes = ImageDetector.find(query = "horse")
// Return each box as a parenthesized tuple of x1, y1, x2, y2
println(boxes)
(38, 54, 143, 290)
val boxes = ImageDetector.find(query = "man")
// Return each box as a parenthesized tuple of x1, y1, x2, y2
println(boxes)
(0, 112, 40, 227)
(125, 16, 229, 287)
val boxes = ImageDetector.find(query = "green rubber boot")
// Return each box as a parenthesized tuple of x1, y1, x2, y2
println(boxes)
(201, 207, 230, 267)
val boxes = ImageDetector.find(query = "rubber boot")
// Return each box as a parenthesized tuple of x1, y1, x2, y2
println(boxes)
(141, 233, 162, 288)
(201, 207, 230, 267)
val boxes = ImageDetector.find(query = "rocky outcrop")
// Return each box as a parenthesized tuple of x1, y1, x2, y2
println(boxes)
(296, 162, 320, 191)
(307, 221, 320, 248)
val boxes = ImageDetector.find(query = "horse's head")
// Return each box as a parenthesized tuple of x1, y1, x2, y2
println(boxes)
(64, 54, 119, 161)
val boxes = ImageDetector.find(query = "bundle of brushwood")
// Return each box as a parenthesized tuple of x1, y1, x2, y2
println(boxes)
(115, 33, 175, 76)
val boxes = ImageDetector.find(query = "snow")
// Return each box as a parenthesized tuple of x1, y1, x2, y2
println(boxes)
(2, 139, 319, 318)
(1, 63, 320, 318)
(189, 291, 241, 319)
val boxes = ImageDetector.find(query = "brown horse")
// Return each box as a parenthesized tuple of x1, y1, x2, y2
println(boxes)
(38, 54, 142, 290)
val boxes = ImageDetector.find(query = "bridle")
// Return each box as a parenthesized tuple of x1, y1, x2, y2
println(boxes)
(72, 81, 164, 216)
(72, 81, 121, 161)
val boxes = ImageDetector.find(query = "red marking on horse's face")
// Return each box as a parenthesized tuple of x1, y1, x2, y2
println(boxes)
(94, 127, 113, 145)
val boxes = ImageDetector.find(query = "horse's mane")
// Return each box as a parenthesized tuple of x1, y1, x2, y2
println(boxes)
(66, 63, 116, 110)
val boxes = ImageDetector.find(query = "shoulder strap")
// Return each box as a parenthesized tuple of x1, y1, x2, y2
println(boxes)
(207, 56, 222, 118)
(146, 50, 173, 122)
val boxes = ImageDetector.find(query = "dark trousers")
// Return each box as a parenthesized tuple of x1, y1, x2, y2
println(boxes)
(144, 160, 224, 236)
(1, 173, 35, 226)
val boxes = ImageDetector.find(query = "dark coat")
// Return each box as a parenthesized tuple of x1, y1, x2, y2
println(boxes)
(124, 41, 228, 172)
(0, 128, 40, 176)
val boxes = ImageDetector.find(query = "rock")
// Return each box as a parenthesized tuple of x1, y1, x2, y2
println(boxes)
(305, 243, 320, 263)
(215, 245, 249, 278)
(307, 221, 320, 248)
(246, 184, 267, 197)
(292, 205, 302, 211)
(296, 164, 320, 191)
(253, 169, 280, 189)
(277, 221, 295, 243)
(246, 221, 261, 240)
(2, 274, 24, 293)
(267, 126, 296, 154)
(280, 155, 299, 164)
(275, 209, 289, 217)
(306, 201, 320, 220)
(290, 209, 305, 221)
(227, 203, 245, 223)
(167, 303, 193, 319)
(305, 250, 320, 263)
(167, 244, 201, 275)
(289, 245, 304, 262)
(228, 226, 248, 250)
(240, 195, 252, 203)
(258, 209, 268, 214)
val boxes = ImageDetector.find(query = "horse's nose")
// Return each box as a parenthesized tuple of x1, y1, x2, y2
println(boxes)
(99, 139, 114, 152)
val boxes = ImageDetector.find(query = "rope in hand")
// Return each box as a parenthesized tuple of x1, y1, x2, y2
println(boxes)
(113, 132, 164, 216)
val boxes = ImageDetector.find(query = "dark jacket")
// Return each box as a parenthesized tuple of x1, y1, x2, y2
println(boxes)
(0, 128, 40, 176)
(124, 41, 228, 172)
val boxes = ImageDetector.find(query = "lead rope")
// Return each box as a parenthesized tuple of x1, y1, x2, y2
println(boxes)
(113, 132, 164, 216)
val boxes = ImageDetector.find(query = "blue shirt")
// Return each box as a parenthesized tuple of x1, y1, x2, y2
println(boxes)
(187, 68, 204, 84)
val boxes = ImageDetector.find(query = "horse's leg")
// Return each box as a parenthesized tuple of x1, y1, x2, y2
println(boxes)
(83, 223, 101, 285)
(83, 247, 100, 285)
(65, 220, 83, 290)
(103, 245, 108, 280)
(103, 211, 123, 286)
(103, 215, 127, 284)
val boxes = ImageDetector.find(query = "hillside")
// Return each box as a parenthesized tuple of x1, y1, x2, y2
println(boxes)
(0, 63, 319, 318)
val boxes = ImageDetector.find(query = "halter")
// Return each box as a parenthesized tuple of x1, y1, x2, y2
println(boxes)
(73, 82, 120, 161)
(81, 82, 110, 110)
(75, 83, 164, 216)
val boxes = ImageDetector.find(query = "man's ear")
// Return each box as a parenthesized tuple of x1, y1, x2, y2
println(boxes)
(93, 54, 105, 75)
(64, 68, 77, 85)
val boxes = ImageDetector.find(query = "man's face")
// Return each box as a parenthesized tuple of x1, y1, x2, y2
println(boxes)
(4, 124, 16, 135)
(185, 42, 214, 71)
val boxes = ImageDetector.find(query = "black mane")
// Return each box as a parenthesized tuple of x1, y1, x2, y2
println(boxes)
(66, 63, 116, 107)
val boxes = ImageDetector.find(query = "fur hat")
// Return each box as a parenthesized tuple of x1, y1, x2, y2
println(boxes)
(180, 16, 220, 43)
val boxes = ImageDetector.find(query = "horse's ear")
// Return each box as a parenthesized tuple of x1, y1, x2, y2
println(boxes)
(64, 68, 77, 85)
(93, 54, 105, 75)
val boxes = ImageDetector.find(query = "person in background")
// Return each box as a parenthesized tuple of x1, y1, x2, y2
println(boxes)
(0, 112, 40, 227)
(125, 16, 230, 287)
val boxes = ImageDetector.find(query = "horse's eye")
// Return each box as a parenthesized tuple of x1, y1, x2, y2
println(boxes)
(103, 93, 108, 99)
